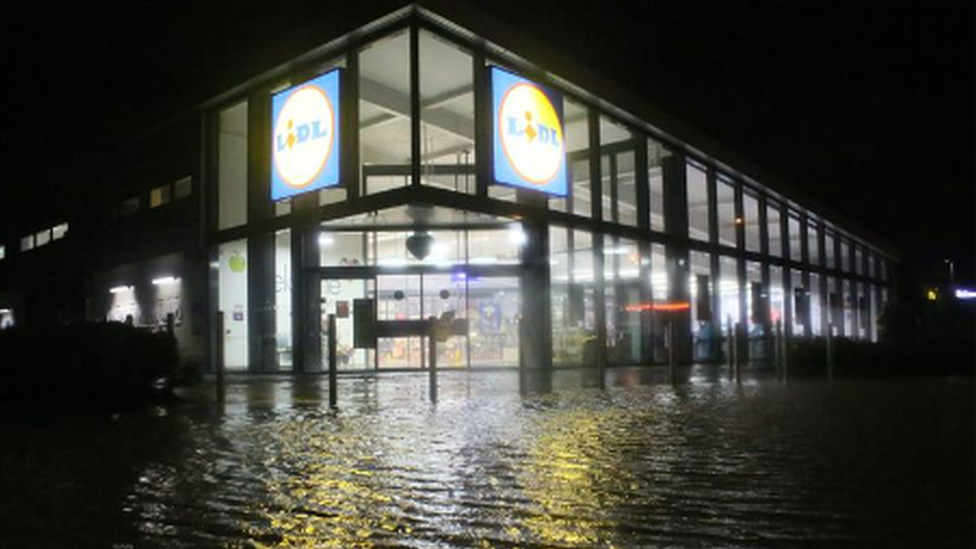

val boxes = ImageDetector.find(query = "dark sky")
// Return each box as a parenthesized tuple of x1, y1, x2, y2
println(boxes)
(1, 0, 971, 284)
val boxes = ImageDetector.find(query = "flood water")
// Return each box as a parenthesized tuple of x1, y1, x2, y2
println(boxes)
(1, 367, 972, 548)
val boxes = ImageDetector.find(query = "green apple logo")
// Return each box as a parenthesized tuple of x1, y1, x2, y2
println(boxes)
(229, 251, 247, 274)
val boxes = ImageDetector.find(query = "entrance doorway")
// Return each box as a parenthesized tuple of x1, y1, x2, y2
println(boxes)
(316, 268, 520, 371)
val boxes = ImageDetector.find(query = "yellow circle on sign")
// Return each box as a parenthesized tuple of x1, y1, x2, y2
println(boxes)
(273, 85, 335, 189)
(498, 83, 564, 185)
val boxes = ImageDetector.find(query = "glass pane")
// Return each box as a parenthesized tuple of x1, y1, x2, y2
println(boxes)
(791, 269, 806, 337)
(174, 176, 192, 200)
(648, 139, 668, 231)
(690, 250, 718, 361)
(218, 238, 249, 370)
(810, 272, 822, 336)
(687, 162, 709, 241)
(604, 236, 640, 364)
(824, 232, 836, 269)
(274, 230, 292, 370)
(743, 191, 760, 252)
(376, 274, 422, 369)
(218, 101, 248, 230)
(322, 278, 375, 371)
(616, 151, 637, 227)
(807, 222, 821, 266)
(766, 202, 782, 257)
(420, 31, 475, 194)
(716, 177, 736, 247)
(718, 255, 740, 332)
(361, 30, 412, 194)
(468, 276, 520, 367)
(788, 215, 802, 262)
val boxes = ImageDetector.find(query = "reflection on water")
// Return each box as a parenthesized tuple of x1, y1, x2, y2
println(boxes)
(0, 369, 972, 548)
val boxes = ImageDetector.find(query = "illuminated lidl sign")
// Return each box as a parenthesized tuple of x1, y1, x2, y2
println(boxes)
(271, 70, 341, 201)
(491, 67, 567, 197)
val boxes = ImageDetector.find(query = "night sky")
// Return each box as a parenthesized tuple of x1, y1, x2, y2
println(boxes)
(1, 0, 971, 286)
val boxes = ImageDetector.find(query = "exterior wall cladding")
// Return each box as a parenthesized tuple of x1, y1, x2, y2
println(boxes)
(0, 3, 897, 374)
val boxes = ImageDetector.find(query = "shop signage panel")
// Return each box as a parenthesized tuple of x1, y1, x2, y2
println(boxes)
(271, 70, 341, 201)
(490, 67, 568, 197)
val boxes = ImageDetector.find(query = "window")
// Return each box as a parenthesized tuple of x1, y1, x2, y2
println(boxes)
(787, 213, 802, 261)
(119, 196, 140, 217)
(552, 98, 591, 217)
(766, 201, 783, 257)
(716, 176, 736, 247)
(807, 221, 820, 266)
(718, 255, 740, 331)
(20, 235, 33, 252)
(824, 231, 836, 270)
(840, 239, 851, 272)
(742, 190, 760, 252)
(52, 223, 68, 241)
(854, 246, 864, 275)
(150, 184, 172, 208)
(218, 101, 248, 230)
(686, 161, 709, 241)
(599, 116, 635, 226)
(361, 30, 412, 194)
(174, 176, 192, 200)
(648, 139, 668, 231)
(35, 229, 51, 248)
(218, 239, 249, 370)
(419, 30, 475, 194)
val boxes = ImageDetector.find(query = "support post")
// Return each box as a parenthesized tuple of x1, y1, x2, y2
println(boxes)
(774, 320, 783, 376)
(215, 311, 225, 402)
(826, 322, 834, 381)
(667, 318, 675, 382)
(428, 321, 438, 403)
(734, 322, 742, 383)
(727, 315, 734, 379)
(328, 314, 337, 409)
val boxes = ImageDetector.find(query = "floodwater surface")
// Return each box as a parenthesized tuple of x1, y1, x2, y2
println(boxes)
(1, 368, 972, 548)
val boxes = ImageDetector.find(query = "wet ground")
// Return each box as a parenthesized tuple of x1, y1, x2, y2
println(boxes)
(0, 366, 972, 548)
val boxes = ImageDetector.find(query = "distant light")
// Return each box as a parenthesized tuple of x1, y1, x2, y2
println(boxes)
(318, 233, 335, 247)
(0, 308, 11, 314)
(955, 288, 976, 300)
(109, 285, 134, 294)
(625, 302, 691, 312)
(734, 217, 744, 225)
(152, 277, 180, 286)
(926, 288, 939, 301)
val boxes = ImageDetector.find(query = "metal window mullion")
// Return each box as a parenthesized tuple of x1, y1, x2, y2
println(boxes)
(409, 24, 422, 188)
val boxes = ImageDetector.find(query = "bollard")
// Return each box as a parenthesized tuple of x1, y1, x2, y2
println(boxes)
(215, 311, 226, 403)
(734, 322, 742, 383)
(726, 316, 734, 379)
(774, 320, 783, 376)
(782, 325, 789, 381)
(428, 323, 438, 403)
(328, 314, 337, 409)
(667, 319, 675, 383)
(826, 323, 834, 381)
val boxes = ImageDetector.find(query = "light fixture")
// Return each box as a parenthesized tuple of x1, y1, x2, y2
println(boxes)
(406, 231, 434, 260)
(508, 223, 527, 246)
(152, 276, 180, 286)
(318, 233, 335, 247)
(0, 308, 11, 314)
(955, 289, 976, 300)
(109, 285, 134, 294)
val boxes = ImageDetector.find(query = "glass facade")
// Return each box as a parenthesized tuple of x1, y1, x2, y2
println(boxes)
(201, 15, 894, 374)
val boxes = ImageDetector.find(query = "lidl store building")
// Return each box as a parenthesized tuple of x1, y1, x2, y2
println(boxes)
(0, 4, 897, 374)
